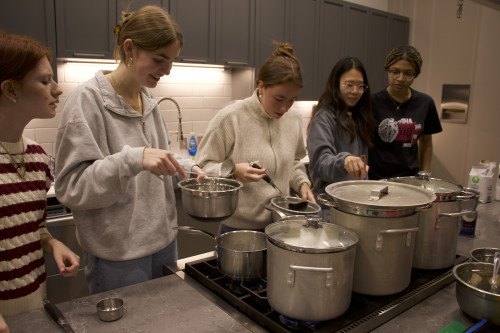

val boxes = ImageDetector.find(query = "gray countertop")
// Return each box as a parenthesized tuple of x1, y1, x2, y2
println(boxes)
(5, 273, 250, 333)
(6, 201, 500, 332)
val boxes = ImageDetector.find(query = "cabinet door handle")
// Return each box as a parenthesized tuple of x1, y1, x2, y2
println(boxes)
(73, 52, 105, 58)
(182, 58, 208, 64)
(226, 61, 248, 66)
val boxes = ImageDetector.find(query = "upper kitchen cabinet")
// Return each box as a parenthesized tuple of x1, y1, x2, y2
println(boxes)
(316, 0, 344, 97)
(0, 0, 56, 49)
(288, 0, 320, 100)
(55, 0, 117, 59)
(0, 0, 57, 77)
(255, 0, 319, 100)
(255, 0, 289, 70)
(169, 0, 215, 64)
(170, 0, 254, 66)
(215, 0, 255, 66)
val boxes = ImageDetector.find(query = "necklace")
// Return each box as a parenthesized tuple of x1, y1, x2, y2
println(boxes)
(387, 90, 411, 111)
(110, 72, 142, 110)
(0, 139, 26, 179)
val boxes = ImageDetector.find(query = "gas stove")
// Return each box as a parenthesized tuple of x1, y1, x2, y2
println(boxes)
(181, 255, 468, 333)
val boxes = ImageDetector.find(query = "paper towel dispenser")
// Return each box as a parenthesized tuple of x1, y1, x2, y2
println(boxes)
(441, 84, 471, 124)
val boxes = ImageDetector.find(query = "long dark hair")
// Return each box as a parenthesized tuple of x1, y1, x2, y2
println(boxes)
(309, 57, 374, 147)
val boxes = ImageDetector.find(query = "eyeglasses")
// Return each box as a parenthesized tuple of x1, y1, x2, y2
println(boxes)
(387, 69, 416, 80)
(342, 81, 368, 93)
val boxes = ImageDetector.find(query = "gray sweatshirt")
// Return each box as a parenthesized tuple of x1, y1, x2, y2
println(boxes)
(307, 107, 368, 198)
(55, 71, 195, 261)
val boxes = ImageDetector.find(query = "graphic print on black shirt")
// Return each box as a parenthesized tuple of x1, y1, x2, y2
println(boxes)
(378, 117, 422, 148)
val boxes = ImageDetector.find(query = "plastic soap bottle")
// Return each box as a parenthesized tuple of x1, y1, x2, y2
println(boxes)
(187, 132, 197, 160)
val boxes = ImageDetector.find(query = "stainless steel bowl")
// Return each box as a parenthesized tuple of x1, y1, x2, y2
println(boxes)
(470, 247, 500, 263)
(453, 262, 500, 325)
(97, 297, 124, 322)
(177, 177, 243, 222)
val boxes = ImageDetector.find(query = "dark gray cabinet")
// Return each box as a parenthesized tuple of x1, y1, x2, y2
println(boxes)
(170, 0, 254, 66)
(55, 0, 117, 59)
(289, 0, 320, 100)
(255, 0, 289, 72)
(255, 0, 319, 100)
(255, 0, 409, 100)
(0, 0, 57, 78)
(169, 0, 215, 64)
(215, 0, 255, 66)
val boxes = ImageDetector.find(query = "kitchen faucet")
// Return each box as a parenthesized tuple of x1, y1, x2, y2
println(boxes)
(158, 97, 185, 149)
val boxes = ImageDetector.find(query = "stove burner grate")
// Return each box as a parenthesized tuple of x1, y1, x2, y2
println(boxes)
(184, 256, 468, 332)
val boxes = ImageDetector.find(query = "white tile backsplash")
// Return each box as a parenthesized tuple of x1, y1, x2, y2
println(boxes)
(25, 61, 317, 156)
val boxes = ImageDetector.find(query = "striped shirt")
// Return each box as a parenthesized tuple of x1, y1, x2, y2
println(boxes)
(0, 137, 52, 317)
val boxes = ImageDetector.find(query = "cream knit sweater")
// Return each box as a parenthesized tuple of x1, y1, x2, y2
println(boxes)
(196, 90, 310, 229)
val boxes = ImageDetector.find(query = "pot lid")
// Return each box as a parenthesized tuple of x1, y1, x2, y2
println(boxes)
(325, 180, 436, 209)
(389, 172, 462, 196)
(271, 196, 321, 214)
(265, 216, 359, 254)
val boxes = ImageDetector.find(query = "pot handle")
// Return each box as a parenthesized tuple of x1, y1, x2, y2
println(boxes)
(287, 265, 333, 288)
(262, 203, 287, 219)
(316, 193, 337, 208)
(375, 227, 419, 251)
(174, 226, 216, 240)
(435, 210, 477, 229)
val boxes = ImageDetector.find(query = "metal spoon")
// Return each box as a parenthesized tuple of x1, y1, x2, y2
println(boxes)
(491, 251, 500, 291)
(248, 161, 308, 211)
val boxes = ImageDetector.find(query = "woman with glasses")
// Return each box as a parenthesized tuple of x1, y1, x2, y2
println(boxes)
(368, 45, 442, 180)
(307, 57, 374, 219)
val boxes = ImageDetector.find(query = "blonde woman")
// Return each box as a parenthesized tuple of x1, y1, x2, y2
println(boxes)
(55, 6, 204, 294)
(196, 41, 314, 235)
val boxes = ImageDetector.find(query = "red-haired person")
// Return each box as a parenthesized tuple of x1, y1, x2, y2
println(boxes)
(0, 33, 80, 330)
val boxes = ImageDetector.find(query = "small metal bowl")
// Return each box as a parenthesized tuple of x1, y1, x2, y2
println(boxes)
(96, 297, 124, 322)
(453, 262, 500, 325)
(470, 247, 500, 263)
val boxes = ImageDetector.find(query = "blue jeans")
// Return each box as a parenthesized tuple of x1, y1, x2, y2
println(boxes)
(84, 239, 178, 294)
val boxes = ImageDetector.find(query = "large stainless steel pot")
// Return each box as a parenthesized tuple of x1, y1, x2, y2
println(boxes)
(265, 215, 359, 321)
(389, 172, 477, 269)
(177, 177, 243, 222)
(176, 226, 266, 281)
(263, 196, 321, 221)
(318, 180, 435, 296)
(453, 262, 500, 326)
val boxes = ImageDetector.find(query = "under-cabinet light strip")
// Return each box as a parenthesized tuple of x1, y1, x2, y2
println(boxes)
(57, 58, 225, 70)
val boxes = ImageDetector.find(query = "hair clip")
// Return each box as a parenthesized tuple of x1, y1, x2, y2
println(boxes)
(114, 25, 121, 36)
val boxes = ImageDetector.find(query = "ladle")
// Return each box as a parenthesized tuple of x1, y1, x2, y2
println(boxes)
(492, 251, 500, 291)
(248, 161, 308, 211)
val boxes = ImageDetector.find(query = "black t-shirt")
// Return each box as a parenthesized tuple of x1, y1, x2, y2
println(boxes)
(368, 88, 442, 180)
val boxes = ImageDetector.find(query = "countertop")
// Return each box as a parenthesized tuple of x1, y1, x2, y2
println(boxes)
(6, 201, 500, 332)
(4, 272, 250, 333)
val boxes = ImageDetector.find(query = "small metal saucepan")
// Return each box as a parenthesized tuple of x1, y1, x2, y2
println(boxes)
(264, 196, 321, 221)
(175, 226, 267, 281)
